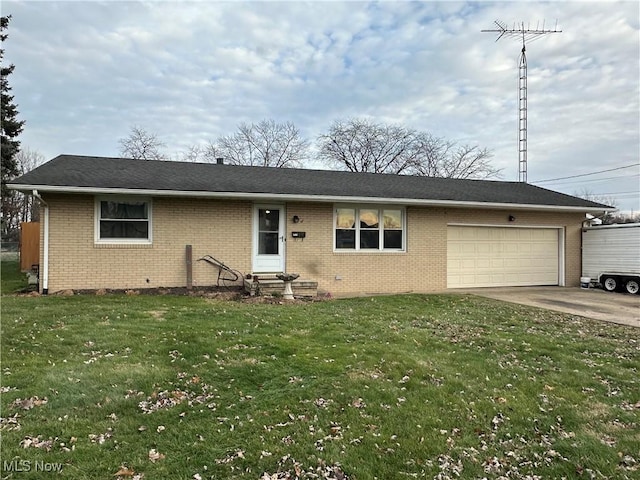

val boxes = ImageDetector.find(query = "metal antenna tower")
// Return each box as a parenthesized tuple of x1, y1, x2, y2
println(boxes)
(482, 20, 561, 182)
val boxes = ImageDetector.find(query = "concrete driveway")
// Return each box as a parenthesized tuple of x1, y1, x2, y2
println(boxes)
(461, 286, 639, 327)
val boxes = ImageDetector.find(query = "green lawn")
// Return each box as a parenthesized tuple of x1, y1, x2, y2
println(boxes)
(1, 260, 638, 479)
(1, 257, 28, 295)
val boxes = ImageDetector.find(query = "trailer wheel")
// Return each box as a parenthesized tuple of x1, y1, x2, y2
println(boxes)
(602, 276, 618, 292)
(625, 279, 639, 295)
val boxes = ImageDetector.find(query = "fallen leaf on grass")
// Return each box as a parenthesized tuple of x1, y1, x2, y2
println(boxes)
(113, 466, 135, 476)
(619, 454, 638, 471)
(148, 449, 165, 462)
(620, 400, 640, 411)
(89, 428, 113, 444)
(491, 413, 505, 430)
(20, 435, 56, 451)
(125, 390, 145, 399)
(437, 454, 464, 477)
(10, 396, 48, 410)
(215, 449, 245, 464)
(0, 413, 21, 431)
(314, 397, 334, 409)
(484, 456, 502, 474)
(261, 455, 350, 479)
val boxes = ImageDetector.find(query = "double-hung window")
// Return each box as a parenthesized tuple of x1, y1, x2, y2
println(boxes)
(335, 206, 405, 251)
(95, 197, 152, 244)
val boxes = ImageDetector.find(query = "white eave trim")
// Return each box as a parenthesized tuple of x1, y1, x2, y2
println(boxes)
(7, 183, 616, 213)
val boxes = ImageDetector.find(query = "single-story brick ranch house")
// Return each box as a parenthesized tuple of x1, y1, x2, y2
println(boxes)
(9, 154, 612, 296)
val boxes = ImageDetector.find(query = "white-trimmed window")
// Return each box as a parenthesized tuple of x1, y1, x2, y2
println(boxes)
(95, 197, 152, 244)
(334, 206, 405, 251)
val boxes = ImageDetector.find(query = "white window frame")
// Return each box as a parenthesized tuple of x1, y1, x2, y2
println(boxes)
(94, 196, 153, 244)
(333, 205, 406, 252)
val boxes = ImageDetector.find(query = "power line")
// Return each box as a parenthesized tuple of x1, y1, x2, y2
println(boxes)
(533, 163, 640, 183)
(541, 173, 640, 186)
(591, 191, 638, 196)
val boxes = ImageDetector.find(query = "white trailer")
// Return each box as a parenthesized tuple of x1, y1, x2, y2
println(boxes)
(582, 223, 640, 294)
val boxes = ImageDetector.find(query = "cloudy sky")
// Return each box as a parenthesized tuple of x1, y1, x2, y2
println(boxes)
(3, 0, 639, 212)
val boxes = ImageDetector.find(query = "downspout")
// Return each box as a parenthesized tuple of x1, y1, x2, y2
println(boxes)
(31, 190, 49, 294)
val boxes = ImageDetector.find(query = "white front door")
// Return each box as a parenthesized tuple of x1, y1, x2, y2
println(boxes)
(252, 205, 285, 273)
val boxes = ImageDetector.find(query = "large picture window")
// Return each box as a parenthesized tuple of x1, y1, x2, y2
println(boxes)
(96, 197, 151, 243)
(335, 206, 405, 251)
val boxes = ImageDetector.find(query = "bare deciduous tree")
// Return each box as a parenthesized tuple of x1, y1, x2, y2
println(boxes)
(317, 119, 420, 174)
(411, 133, 497, 179)
(118, 126, 167, 160)
(217, 119, 309, 167)
(2, 147, 44, 240)
(180, 142, 221, 163)
(606, 212, 640, 224)
(317, 118, 501, 179)
(574, 188, 617, 209)
(575, 188, 621, 224)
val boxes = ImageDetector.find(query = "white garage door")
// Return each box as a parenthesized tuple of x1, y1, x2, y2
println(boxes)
(447, 226, 559, 288)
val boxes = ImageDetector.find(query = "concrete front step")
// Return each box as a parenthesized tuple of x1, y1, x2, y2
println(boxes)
(243, 276, 318, 297)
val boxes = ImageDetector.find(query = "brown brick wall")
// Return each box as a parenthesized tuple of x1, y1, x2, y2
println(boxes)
(285, 203, 449, 295)
(39, 194, 585, 295)
(285, 204, 584, 296)
(41, 194, 253, 292)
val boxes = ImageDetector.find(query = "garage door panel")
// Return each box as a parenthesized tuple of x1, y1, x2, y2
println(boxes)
(490, 258, 505, 268)
(504, 244, 519, 254)
(474, 273, 493, 284)
(503, 258, 520, 268)
(447, 226, 559, 288)
(476, 258, 491, 268)
(461, 244, 478, 254)
(490, 244, 503, 253)
(518, 243, 532, 254)
(533, 244, 555, 254)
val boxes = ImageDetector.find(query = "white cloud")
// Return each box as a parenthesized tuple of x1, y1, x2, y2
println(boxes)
(3, 0, 638, 211)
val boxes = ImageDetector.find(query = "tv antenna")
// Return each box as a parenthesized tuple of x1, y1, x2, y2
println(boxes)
(482, 20, 561, 182)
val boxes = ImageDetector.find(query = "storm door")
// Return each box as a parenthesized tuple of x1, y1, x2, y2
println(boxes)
(252, 205, 285, 272)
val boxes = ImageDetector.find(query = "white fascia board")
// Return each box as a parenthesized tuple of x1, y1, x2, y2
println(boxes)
(7, 183, 616, 214)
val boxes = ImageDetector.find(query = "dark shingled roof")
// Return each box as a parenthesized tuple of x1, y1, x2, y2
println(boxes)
(9, 154, 611, 211)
